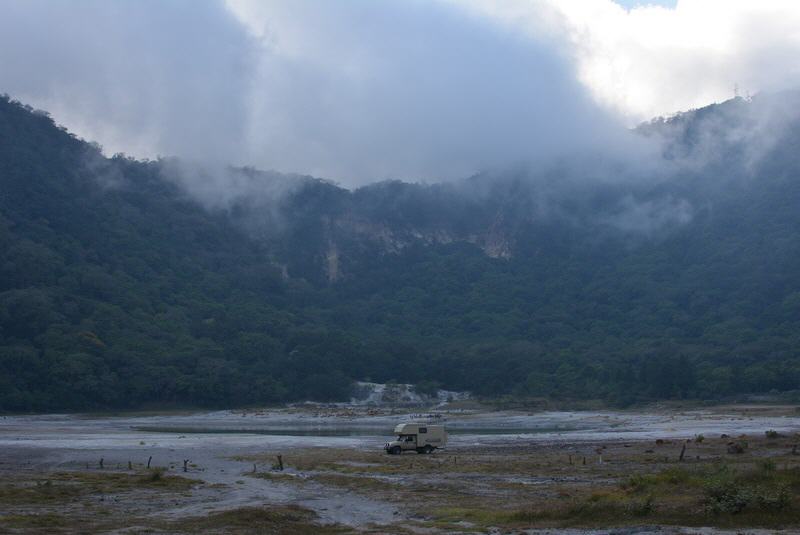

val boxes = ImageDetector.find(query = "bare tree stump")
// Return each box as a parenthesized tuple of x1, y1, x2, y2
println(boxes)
(99, 458, 104, 469)
(276, 455, 283, 471)
(128, 460, 132, 470)
(183, 459, 189, 473)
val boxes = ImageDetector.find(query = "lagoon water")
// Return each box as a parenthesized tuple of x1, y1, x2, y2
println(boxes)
(3, 407, 800, 450)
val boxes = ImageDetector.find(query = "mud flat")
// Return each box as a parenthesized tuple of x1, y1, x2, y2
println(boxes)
(2, 405, 800, 533)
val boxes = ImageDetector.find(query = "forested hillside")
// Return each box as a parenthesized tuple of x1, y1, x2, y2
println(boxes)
(1, 92, 800, 411)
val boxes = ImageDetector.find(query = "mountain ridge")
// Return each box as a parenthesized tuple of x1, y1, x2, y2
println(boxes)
(2, 92, 800, 411)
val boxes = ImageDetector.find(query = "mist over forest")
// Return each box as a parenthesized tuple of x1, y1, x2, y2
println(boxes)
(2, 88, 800, 411)
(3, 0, 800, 413)
(8, 4, 800, 535)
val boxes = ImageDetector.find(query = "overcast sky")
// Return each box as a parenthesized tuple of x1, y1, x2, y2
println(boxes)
(1, 0, 799, 185)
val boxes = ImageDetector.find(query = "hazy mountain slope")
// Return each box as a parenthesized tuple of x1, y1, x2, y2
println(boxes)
(1, 92, 800, 411)
(0, 96, 345, 410)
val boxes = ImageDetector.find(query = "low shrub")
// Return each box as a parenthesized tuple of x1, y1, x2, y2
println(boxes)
(703, 465, 792, 515)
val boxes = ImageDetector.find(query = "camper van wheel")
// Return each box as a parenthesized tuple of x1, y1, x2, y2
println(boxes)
(423, 445, 434, 454)
(390, 446, 402, 455)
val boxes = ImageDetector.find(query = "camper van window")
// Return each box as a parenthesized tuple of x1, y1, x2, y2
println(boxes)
(419, 427, 427, 433)
(404, 435, 414, 442)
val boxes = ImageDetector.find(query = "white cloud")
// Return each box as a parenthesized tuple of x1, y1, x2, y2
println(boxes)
(463, 0, 800, 120)
(1, 0, 799, 185)
(0, 0, 633, 185)
(223, 0, 630, 184)
(0, 0, 256, 162)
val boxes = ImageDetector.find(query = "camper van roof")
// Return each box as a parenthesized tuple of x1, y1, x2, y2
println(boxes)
(394, 422, 443, 430)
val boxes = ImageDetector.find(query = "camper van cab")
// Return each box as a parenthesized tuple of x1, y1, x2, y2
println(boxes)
(384, 423, 447, 454)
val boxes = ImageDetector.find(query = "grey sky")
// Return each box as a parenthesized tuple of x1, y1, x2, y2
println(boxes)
(0, 0, 632, 185)
(613, 0, 676, 9)
(1, 0, 799, 186)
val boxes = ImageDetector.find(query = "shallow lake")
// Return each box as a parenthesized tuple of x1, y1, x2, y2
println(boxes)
(2, 407, 800, 450)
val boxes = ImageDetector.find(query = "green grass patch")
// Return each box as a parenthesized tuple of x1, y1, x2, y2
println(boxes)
(179, 505, 351, 534)
(622, 465, 704, 492)
(0, 470, 198, 507)
(432, 463, 800, 530)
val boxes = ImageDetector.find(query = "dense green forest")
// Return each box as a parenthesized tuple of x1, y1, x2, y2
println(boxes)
(1, 92, 800, 411)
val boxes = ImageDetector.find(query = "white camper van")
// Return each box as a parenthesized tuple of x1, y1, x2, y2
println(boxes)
(384, 423, 447, 454)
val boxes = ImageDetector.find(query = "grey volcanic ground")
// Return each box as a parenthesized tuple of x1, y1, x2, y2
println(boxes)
(2, 406, 800, 531)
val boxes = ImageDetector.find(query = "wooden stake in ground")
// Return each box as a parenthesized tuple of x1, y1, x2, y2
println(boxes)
(276, 455, 284, 471)
(183, 459, 189, 472)
(128, 460, 132, 470)
(99, 458, 104, 469)
(147, 456, 152, 469)
(679, 442, 687, 462)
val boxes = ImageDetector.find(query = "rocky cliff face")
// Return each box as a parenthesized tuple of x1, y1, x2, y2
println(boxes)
(207, 91, 800, 285)
(320, 211, 515, 281)
(257, 178, 526, 283)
